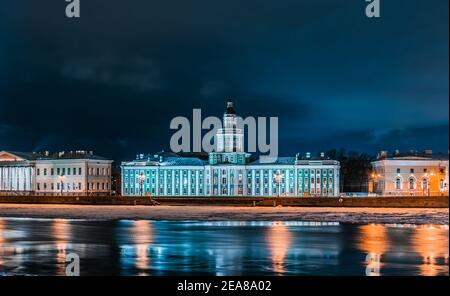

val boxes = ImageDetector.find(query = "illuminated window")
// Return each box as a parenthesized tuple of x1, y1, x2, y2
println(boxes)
(395, 178, 401, 190)
(409, 178, 415, 190)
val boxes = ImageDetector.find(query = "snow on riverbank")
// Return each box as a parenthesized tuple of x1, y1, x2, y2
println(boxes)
(0, 204, 448, 224)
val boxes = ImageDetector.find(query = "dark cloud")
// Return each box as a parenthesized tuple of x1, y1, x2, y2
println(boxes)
(62, 56, 161, 91)
(0, 0, 448, 162)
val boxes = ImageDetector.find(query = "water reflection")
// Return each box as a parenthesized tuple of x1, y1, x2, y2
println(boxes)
(266, 222, 292, 274)
(0, 218, 448, 276)
(52, 219, 71, 275)
(119, 220, 154, 276)
(358, 224, 388, 276)
(132, 220, 153, 275)
(412, 225, 449, 276)
(0, 219, 5, 267)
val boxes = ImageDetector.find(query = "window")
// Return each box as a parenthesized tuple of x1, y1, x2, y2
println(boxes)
(44, 169, 47, 176)
(410, 168, 414, 174)
(78, 168, 82, 175)
(409, 178, 415, 190)
(395, 178, 401, 190)
(37, 169, 40, 176)
(396, 168, 401, 174)
(78, 183, 82, 190)
(73, 168, 76, 175)
(51, 168, 54, 175)
(422, 179, 428, 189)
(57, 168, 61, 175)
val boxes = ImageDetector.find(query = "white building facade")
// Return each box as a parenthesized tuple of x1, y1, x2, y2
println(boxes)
(0, 151, 113, 196)
(370, 151, 449, 196)
(121, 100, 340, 197)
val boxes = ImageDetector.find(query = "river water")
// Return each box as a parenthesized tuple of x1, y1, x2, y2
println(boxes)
(0, 218, 448, 276)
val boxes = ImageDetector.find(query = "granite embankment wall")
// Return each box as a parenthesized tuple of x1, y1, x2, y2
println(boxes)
(0, 195, 448, 208)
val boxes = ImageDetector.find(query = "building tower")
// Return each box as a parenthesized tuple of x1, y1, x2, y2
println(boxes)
(216, 99, 244, 153)
(209, 99, 250, 165)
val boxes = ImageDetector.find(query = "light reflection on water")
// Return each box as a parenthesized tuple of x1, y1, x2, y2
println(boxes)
(0, 218, 448, 276)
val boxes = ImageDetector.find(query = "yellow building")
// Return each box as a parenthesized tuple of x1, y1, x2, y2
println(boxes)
(370, 150, 449, 196)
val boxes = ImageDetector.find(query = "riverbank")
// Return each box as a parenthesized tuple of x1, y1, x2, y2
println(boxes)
(0, 195, 448, 208)
(0, 204, 448, 224)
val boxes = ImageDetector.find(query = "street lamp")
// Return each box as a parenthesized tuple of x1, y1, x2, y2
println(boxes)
(59, 175, 65, 195)
(429, 172, 435, 196)
(139, 173, 146, 196)
(273, 171, 284, 197)
(370, 173, 381, 195)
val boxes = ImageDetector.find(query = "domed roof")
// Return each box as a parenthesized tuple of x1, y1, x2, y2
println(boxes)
(225, 98, 236, 115)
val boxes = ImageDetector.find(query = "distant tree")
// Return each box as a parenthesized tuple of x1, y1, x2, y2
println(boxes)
(326, 149, 375, 193)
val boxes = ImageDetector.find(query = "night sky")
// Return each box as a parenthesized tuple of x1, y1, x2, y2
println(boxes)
(0, 0, 448, 163)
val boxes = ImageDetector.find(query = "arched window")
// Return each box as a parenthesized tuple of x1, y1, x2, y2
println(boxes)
(422, 178, 428, 189)
(395, 178, 401, 190)
(409, 178, 416, 190)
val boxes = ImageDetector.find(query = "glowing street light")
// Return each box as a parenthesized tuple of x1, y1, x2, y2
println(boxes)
(139, 173, 146, 196)
(273, 171, 284, 198)
(59, 175, 65, 195)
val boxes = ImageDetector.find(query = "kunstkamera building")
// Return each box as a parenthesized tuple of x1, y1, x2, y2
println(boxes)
(121, 100, 340, 197)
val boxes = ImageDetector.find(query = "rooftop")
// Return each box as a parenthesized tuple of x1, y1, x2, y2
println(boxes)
(0, 150, 110, 161)
(376, 150, 449, 161)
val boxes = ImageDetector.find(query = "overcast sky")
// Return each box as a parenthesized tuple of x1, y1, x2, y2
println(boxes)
(0, 0, 448, 162)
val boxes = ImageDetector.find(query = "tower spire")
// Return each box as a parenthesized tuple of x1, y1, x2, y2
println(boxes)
(225, 97, 236, 115)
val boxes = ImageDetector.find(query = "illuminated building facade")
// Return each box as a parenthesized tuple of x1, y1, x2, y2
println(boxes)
(0, 150, 113, 196)
(121, 100, 341, 197)
(370, 150, 449, 196)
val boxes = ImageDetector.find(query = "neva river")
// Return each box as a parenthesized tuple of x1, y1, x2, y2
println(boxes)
(0, 218, 448, 276)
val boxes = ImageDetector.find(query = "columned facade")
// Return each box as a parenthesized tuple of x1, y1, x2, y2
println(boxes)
(121, 100, 341, 197)
(0, 151, 113, 196)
